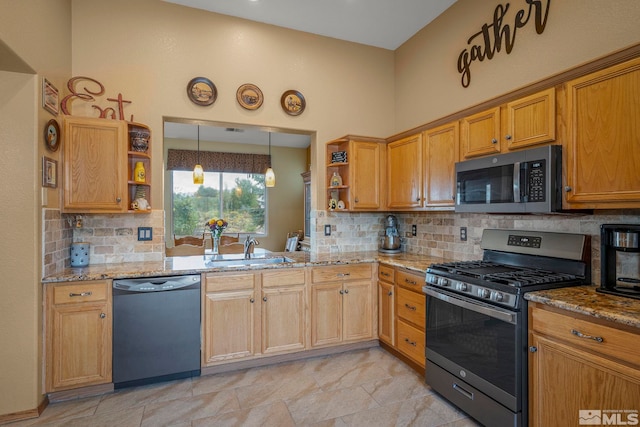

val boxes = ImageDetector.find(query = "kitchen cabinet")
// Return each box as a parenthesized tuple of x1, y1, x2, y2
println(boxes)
(563, 57, 640, 209)
(395, 269, 426, 367)
(460, 88, 556, 159)
(326, 136, 386, 211)
(45, 280, 112, 392)
(310, 264, 375, 347)
(62, 116, 152, 213)
(386, 133, 423, 209)
(261, 269, 306, 354)
(423, 122, 459, 209)
(203, 272, 257, 364)
(529, 303, 640, 427)
(377, 264, 395, 346)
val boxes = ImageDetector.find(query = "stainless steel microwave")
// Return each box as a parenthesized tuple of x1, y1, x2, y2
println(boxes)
(455, 145, 562, 213)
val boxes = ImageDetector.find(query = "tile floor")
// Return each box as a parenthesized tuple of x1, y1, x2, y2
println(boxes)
(9, 347, 481, 426)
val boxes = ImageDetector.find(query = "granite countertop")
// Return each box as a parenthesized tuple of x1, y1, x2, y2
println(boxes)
(42, 251, 448, 284)
(525, 285, 640, 329)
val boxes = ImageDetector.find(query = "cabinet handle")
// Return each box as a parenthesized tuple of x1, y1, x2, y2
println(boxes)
(355, 197, 359, 203)
(571, 329, 604, 343)
(69, 292, 92, 297)
(381, 272, 390, 277)
(339, 289, 344, 295)
(100, 313, 106, 319)
(404, 337, 417, 347)
(387, 291, 393, 296)
(337, 273, 351, 278)
(116, 197, 122, 203)
(529, 346, 537, 353)
(416, 197, 421, 202)
(405, 278, 417, 285)
(263, 297, 268, 302)
(344, 289, 349, 294)
(250, 298, 255, 303)
(505, 134, 512, 140)
(491, 138, 498, 144)
(564, 186, 572, 192)
(404, 303, 417, 311)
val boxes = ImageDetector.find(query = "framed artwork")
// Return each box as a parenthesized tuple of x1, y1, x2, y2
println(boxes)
(42, 78, 59, 115)
(42, 156, 57, 188)
(187, 77, 217, 106)
(44, 119, 61, 152)
(280, 90, 306, 116)
(236, 83, 264, 110)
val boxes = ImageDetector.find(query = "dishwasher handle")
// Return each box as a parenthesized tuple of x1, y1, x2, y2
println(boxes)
(113, 275, 201, 293)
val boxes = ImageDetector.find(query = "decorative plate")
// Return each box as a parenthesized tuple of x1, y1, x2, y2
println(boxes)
(280, 90, 306, 116)
(187, 77, 217, 106)
(236, 84, 264, 110)
(44, 119, 60, 152)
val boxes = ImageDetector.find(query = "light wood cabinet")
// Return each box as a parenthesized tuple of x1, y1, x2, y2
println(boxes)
(377, 264, 395, 347)
(203, 272, 257, 364)
(423, 122, 459, 209)
(326, 136, 386, 211)
(62, 116, 152, 213)
(460, 107, 501, 159)
(387, 133, 423, 209)
(564, 57, 640, 209)
(529, 303, 640, 427)
(395, 269, 426, 367)
(310, 264, 375, 348)
(45, 280, 112, 392)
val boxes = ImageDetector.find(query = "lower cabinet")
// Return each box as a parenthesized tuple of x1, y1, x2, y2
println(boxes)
(394, 269, 426, 367)
(529, 303, 640, 427)
(45, 280, 112, 392)
(377, 264, 395, 346)
(310, 264, 375, 348)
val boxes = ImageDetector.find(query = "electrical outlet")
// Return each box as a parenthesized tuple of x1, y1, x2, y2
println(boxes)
(412, 224, 417, 236)
(138, 227, 153, 241)
(324, 224, 331, 236)
(405, 231, 412, 238)
(460, 227, 467, 241)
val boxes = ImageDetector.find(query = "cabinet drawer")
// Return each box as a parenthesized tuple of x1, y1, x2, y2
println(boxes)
(52, 281, 109, 304)
(311, 264, 372, 283)
(262, 268, 305, 288)
(395, 269, 424, 292)
(205, 272, 255, 292)
(396, 287, 426, 329)
(378, 264, 395, 282)
(397, 319, 425, 366)
(530, 305, 640, 368)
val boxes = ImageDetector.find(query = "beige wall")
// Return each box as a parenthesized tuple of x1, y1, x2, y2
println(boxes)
(0, 0, 71, 417)
(394, 0, 640, 131)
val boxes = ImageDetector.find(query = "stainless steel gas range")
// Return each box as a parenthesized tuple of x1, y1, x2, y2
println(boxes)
(423, 229, 591, 427)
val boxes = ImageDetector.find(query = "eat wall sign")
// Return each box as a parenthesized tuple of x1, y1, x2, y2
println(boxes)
(457, 0, 551, 88)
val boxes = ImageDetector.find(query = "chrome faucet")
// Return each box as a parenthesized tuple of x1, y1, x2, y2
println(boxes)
(244, 235, 259, 259)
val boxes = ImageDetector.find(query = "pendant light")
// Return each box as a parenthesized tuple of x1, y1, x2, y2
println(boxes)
(193, 125, 204, 184)
(265, 132, 276, 187)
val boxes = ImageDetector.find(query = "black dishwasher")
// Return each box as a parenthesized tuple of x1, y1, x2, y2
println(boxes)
(112, 275, 201, 388)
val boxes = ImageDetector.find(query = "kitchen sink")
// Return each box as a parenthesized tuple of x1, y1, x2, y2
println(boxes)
(205, 256, 295, 268)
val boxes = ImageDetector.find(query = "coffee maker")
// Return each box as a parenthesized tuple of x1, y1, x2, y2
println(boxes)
(598, 224, 640, 299)
(379, 215, 403, 254)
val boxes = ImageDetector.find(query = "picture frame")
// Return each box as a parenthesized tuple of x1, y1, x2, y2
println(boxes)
(42, 156, 57, 188)
(236, 83, 263, 110)
(42, 78, 59, 115)
(280, 90, 306, 116)
(44, 119, 61, 152)
(186, 77, 217, 106)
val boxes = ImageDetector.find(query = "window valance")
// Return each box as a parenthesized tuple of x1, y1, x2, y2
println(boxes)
(166, 149, 271, 174)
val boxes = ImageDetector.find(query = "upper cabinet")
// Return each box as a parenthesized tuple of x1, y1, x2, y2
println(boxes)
(563, 57, 640, 209)
(387, 133, 423, 209)
(460, 88, 556, 159)
(326, 136, 386, 211)
(62, 117, 151, 214)
(423, 122, 459, 209)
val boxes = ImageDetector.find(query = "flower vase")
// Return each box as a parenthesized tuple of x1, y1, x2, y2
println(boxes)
(212, 236, 220, 254)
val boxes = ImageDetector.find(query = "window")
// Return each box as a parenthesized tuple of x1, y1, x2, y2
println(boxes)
(172, 171, 266, 236)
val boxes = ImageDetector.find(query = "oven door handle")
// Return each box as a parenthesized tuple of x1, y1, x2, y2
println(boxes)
(424, 287, 516, 324)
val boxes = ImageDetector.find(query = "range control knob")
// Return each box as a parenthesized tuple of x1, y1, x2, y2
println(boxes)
(477, 288, 490, 298)
(438, 277, 450, 287)
(456, 282, 468, 292)
(491, 291, 504, 302)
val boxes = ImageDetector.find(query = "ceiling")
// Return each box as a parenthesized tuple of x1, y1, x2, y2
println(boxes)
(164, 0, 457, 51)
(163, 0, 457, 148)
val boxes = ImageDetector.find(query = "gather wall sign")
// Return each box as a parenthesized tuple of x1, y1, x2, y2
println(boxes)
(457, 0, 551, 88)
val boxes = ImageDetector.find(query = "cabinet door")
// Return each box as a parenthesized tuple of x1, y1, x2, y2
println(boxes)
(423, 122, 459, 208)
(63, 117, 127, 213)
(505, 88, 555, 150)
(460, 107, 501, 159)
(45, 282, 112, 392)
(310, 282, 343, 347)
(351, 141, 382, 210)
(387, 134, 423, 209)
(203, 290, 256, 363)
(343, 280, 373, 342)
(262, 285, 306, 354)
(564, 57, 640, 208)
(378, 280, 395, 346)
(529, 333, 640, 427)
